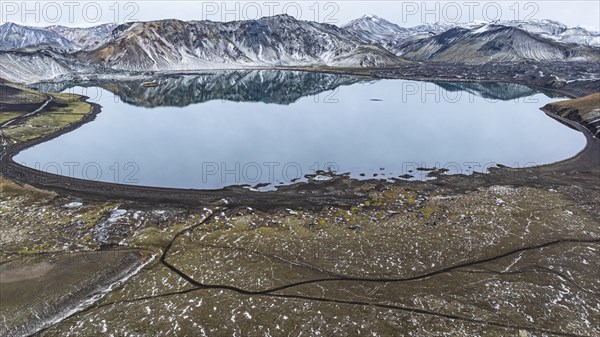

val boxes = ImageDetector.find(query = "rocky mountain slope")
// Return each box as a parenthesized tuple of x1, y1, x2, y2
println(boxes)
(46, 24, 117, 50)
(0, 50, 73, 83)
(394, 24, 599, 63)
(501, 19, 600, 46)
(81, 15, 401, 71)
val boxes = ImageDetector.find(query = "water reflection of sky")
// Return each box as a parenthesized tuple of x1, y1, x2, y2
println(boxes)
(16, 75, 587, 190)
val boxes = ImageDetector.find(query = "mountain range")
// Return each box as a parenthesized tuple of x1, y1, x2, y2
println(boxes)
(0, 15, 599, 83)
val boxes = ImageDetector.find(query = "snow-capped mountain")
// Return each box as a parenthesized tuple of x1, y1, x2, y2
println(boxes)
(46, 23, 117, 50)
(82, 15, 402, 71)
(344, 15, 452, 54)
(501, 20, 600, 46)
(0, 22, 77, 51)
(344, 15, 409, 43)
(394, 24, 599, 63)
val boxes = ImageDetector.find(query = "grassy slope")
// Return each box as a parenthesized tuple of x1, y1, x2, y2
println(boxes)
(0, 82, 92, 143)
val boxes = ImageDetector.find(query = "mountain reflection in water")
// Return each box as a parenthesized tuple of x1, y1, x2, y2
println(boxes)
(32, 70, 547, 108)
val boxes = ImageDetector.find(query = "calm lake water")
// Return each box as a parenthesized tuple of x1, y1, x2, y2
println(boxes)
(17, 71, 587, 190)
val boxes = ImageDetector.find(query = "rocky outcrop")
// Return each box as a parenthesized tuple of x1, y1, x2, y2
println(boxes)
(542, 92, 600, 137)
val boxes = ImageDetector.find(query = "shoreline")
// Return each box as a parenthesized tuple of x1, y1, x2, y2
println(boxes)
(1, 69, 599, 210)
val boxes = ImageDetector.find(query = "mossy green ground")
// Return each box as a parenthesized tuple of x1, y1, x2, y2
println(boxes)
(16, 183, 597, 337)
(1, 83, 91, 143)
(0, 112, 25, 124)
